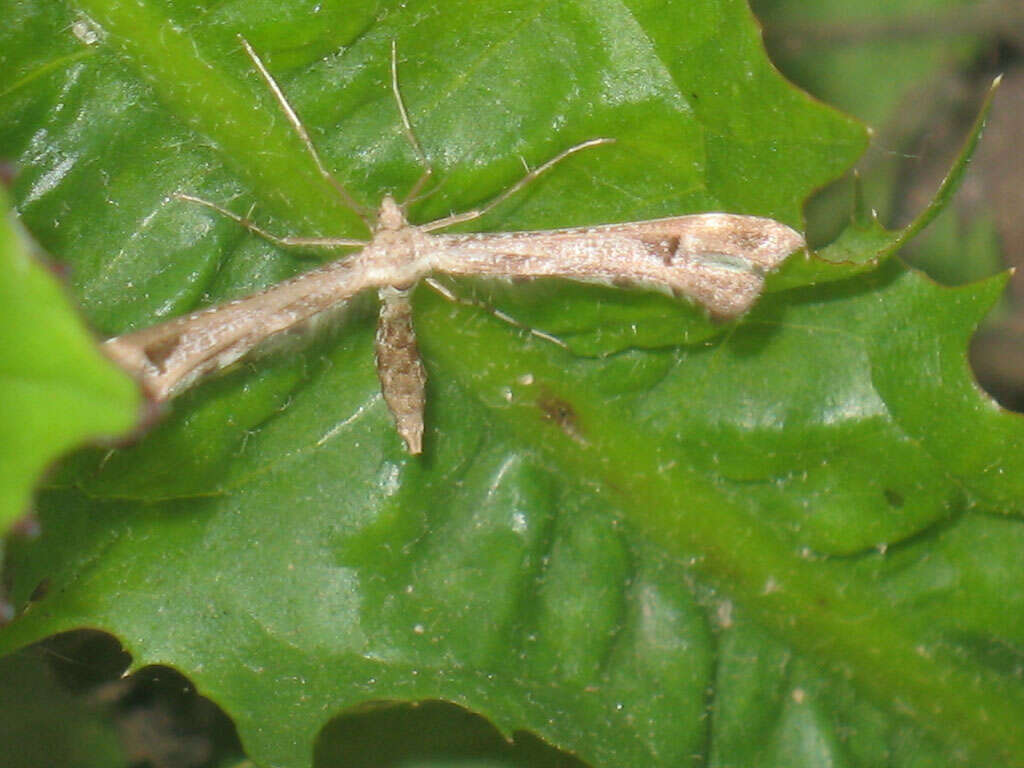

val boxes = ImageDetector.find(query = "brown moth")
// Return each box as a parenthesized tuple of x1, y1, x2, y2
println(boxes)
(104, 39, 804, 454)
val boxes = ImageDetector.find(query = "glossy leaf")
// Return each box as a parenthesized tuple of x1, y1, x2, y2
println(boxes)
(3, 2, 1022, 768)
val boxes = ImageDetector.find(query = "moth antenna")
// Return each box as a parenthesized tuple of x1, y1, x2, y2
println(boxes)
(390, 40, 435, 208)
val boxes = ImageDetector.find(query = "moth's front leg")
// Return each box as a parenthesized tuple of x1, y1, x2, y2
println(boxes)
(375, 285, 427, 454)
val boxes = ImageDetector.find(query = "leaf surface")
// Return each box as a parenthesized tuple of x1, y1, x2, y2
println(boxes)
(3, 2, 1023, 768)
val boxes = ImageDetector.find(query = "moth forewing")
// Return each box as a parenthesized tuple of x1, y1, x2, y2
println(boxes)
(430, 213, 804, 318)
(103, 250, 374, 400)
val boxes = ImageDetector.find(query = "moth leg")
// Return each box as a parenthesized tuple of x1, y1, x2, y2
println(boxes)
(237, 36, 372, 225)
(419, 137, 615, 233)
(375, 286, 428, 454)
(423, 277, 568, 351)
(174, 194, 367, 249)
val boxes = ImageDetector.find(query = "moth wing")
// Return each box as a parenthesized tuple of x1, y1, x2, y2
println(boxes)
(558, 213, 805, 272)
(432, 213, 804, 317)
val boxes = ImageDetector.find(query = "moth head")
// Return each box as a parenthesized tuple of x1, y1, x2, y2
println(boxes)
(376, 196, 407, 232)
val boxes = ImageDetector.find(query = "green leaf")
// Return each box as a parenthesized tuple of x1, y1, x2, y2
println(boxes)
(4, 2, 1023, 768)
(0, 182, 139, 533)
(768, 72, 1001, 293)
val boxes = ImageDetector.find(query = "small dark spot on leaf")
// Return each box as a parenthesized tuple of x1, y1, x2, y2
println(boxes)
(29, 577, 51, 602)
(538, 395, 575, 425)
(537, 393, 586, 444)
(884, 488, 904, 508)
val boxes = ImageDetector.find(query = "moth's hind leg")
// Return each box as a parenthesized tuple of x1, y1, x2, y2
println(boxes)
(423, 278, 569, 351)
